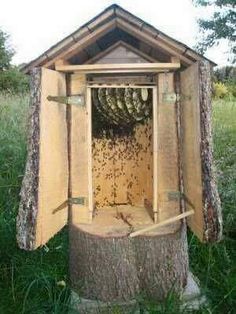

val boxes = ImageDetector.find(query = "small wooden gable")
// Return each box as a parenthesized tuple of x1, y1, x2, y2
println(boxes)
(17, 4, 222, 251)
(21, 4, 215, 74)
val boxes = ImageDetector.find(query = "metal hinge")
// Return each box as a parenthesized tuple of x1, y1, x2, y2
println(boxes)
(69, 197, 87, 205)
(167, 191, 182, 201)
(47, 95, 85, 106)
(162, 93, 191, 103)
(162, 92, 179, 104)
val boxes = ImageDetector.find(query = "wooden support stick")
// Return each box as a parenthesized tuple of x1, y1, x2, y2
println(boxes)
(153, 86, 158, 223)
(129, 210, 194, 237)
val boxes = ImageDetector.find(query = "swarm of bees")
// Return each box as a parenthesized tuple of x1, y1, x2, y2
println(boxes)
(92, 87, 152, 132)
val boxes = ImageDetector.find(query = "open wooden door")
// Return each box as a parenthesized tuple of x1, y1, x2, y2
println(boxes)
(17, 67, 68, 250)
(180, 60, 222, 242)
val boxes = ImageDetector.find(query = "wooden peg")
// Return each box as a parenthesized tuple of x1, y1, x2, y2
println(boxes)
(129, 210, 194, 237)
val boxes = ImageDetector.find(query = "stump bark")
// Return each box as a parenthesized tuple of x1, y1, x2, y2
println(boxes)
(69, 207, 188, 302)
(16, 68, 41, 250)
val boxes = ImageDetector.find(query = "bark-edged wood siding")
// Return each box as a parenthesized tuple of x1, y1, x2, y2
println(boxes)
(199, 61, 222, 242)
(17, 68, 68, 250)
(16, 68, 41, 250)
(180, 60, 222, 242)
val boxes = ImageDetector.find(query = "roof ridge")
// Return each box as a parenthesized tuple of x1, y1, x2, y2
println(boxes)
(21, 4, 216, 73)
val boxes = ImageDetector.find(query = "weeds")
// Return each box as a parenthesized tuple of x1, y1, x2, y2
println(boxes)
(0, 94, 69, 314)
(189, 99, 236, 314)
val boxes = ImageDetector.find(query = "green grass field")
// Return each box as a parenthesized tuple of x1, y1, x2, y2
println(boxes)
(0, 94, 235, 313)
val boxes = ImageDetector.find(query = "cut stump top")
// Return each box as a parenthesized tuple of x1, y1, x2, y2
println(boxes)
(73, 205, 180, 237)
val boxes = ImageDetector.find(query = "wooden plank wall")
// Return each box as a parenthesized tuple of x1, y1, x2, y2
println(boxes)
(70, 74, 93, 224)
(156, 73, 180, 221)
(95, 44, 149, 64)
(180, 63, 204, 239)
(92, 119, 153, 209)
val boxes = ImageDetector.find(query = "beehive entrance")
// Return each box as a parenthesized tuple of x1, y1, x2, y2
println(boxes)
(91, 86, 154, 223)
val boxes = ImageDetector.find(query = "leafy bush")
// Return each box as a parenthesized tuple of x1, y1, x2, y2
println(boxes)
(0, 29, 29, 94)
(227, 83, 236, 98)
(214, 66, 236, 84)
(213, 82, 229, 99)
(0, 67, 29, 93)
(0, 30, 13, 71)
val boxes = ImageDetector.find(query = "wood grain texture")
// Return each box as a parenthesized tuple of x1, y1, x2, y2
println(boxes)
(55, 62, 181, 73)
(153, 87, 158, 221)
(94, 43, 149, 64)
(87, 75, 154, 85)
(92, 120, 153, 209)
(86, 41, 158, 64)
(156, 73, 180, 221)
(17, 67, 68, 250)
(77, 205, 180, 237)
(70, 74, 93, 224)
(180, 61, 222, 242)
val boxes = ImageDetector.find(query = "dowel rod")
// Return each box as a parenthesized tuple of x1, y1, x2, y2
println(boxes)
(129, 210, 194, 237)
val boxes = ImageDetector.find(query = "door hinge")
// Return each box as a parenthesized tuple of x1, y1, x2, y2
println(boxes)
(162, 93, 191, 103)
(167, 191, 182, 201)
(47, 95, 85, 106)
(162, 92, 179, 104)
(69, 197, 87, 205)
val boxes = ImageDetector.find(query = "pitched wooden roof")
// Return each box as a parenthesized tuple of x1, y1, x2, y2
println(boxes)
(22, 4, 215, 73)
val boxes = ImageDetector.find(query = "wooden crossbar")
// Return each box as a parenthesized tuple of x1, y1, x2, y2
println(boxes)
(55, 62, 180, 74)
(129, 210, 194, 237)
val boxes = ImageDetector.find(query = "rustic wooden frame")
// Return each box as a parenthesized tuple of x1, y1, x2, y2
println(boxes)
(21, 4, 215, 75)
(55, 62, 180, 74)
(152, 86, 158, 222)
(88, 84, 158, 222)
(87, 87, 94, 220)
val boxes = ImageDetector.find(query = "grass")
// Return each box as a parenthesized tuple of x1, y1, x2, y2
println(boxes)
(0, 94, 235, 313)
(188, 98, 236, 314)
(0, 94, 70, 314)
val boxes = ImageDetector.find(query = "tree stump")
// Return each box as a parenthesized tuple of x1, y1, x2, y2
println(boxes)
(69, 206, 188, 302)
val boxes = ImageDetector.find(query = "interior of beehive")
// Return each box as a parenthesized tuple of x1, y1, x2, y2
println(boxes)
(91, 87, 155, 225)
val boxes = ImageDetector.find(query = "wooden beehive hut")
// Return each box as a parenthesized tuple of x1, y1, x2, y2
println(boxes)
(17, 4, 222, 302)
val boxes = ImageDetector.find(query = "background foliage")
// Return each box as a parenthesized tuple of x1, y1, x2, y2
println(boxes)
(193, 0, 236, 63)
(0, 29, 29, 93)
(212, 66, 236, 99)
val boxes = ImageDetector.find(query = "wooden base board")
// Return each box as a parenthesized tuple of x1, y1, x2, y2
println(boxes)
(75, 204, 180, 237)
